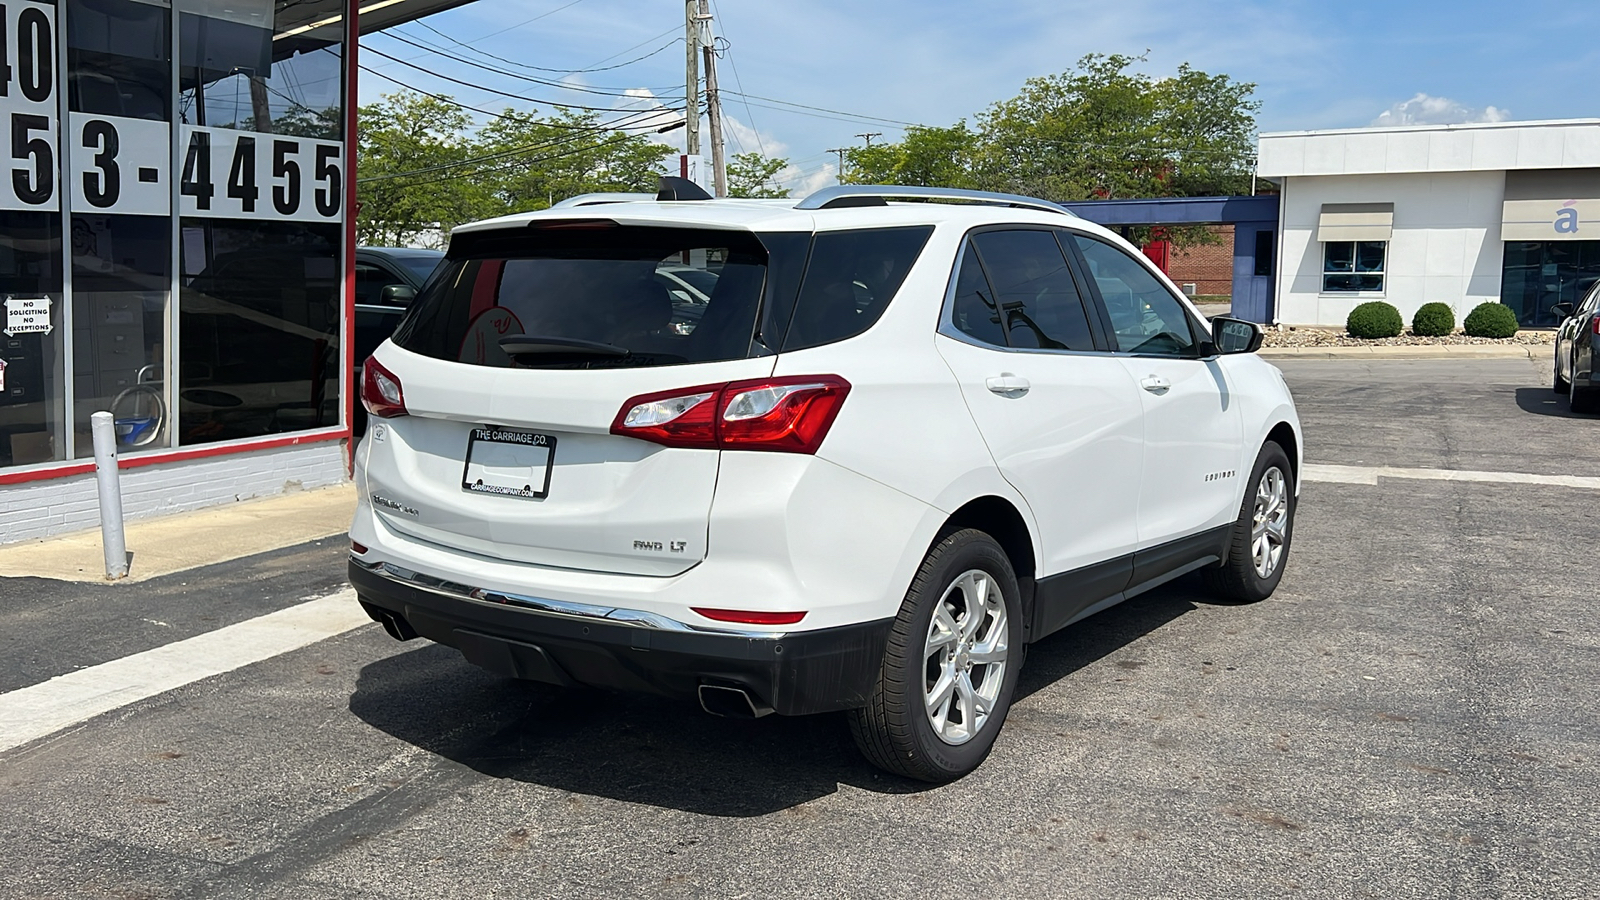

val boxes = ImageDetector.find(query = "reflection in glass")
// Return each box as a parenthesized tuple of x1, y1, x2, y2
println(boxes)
(179, 1, 343, 138)
(1501, 241, 1600, 327)
(178, 219, 341, 443)
(1322, 240, 1385, 292)
(0, 212, 66, 466)
(67, 0, 173, 456)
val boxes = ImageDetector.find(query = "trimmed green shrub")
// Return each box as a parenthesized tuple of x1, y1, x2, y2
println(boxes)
(1462, 302, 1519, 338)
(1411, 302, 1456, 337)
(1347, 301, 1404, 339)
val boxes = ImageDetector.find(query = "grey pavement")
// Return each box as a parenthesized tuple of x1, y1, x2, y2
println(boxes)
(1, 358, 1597, 899)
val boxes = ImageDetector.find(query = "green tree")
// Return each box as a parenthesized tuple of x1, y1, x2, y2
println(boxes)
(475, 107, 674, 211)
(844, 124, 979, 188)
(727, 151, 790, 198)
(356, 91, 495, 247)
(972, 54, 1258, 201)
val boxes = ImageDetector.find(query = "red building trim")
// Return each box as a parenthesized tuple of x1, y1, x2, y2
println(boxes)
(0, 428, 349, 486)
(343, 0, 361, 476)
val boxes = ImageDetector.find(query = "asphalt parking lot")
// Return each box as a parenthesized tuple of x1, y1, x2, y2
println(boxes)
(1, 357, 1596, 900)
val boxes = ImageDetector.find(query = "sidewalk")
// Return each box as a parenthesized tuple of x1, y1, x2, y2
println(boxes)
(1258, 344, 1541, 360)
(0, 484, 355, 583)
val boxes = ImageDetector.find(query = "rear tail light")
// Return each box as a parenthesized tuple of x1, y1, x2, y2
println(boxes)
(692, 608, 808, 625)
(361, 357, 408, 418)
(610, 375, 851, 454)
(1592, 316, 1600, 336)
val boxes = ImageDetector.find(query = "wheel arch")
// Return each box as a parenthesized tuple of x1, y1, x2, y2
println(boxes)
(1265, 420, 1300, 481)
(940, 495, 1037, 583)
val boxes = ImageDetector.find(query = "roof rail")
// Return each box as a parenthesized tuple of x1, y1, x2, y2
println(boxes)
(795, 185, 1078, 217)
(550, 192, 657, 208)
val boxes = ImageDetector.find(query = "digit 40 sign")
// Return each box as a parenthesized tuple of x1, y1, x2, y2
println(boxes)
(179, 126, 343, 223)
(0, 0, 58, 213)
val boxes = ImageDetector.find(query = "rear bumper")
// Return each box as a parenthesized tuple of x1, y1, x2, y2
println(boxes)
(349, 558, 892, 716)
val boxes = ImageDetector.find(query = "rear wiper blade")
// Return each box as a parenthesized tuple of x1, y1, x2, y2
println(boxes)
(498, 335, 630, 359)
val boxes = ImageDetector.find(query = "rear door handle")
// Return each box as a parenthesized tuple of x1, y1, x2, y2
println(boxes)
(1140, 375, 1171, 394)
(985, 374, 1030, 395)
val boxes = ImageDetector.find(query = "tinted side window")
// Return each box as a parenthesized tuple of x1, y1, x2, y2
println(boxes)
(970, 230, 1095, 351)
(781, 226, 933, 352)
(950, 242, 1005, 346)
(1071, 234, 1198, 357)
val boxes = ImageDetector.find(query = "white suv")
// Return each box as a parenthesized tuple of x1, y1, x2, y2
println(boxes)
(349, 181, 1301, 782)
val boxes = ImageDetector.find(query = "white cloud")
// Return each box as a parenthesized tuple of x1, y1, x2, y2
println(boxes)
(1371, 93, 1510, 127)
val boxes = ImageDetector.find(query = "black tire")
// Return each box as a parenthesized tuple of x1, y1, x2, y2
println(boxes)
(1554, 359, 1569, 394)
(848, 529, 1024, 783)
(1572, 374, 1600, 415)
(1203, 442, 1295, 603)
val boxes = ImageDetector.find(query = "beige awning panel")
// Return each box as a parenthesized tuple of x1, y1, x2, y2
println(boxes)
(1317, 203, 1394, 242)
(1500, 170, 1600, 241)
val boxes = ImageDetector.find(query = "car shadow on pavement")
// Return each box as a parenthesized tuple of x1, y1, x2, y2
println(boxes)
(347, 579, 1206, 817)
(1513, 387, 1583, 418)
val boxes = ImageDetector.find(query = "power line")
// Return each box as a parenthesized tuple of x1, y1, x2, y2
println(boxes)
(708, 0, 765, 158)
(410, 20, 683, 76)
(359, 64, 684, 133)
(463, 0, 592, 43)
(720, 90, 923, 128)
(376, 30, 680, 98)
(362, 45, 685, 114)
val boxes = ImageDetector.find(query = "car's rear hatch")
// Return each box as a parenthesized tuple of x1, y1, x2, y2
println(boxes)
(361, 216, 933, 578)
(362, 223, 797, 576)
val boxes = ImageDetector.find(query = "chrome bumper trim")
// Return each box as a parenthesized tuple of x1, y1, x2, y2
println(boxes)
(350, 556, 789, 640)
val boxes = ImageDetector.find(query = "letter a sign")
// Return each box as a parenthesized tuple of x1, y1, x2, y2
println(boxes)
(1555, 203, 1580, 235)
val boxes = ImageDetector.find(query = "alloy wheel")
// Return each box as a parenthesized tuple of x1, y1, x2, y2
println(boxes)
(923, 569, 1008, 745)
(1252, 466, 1290, 579)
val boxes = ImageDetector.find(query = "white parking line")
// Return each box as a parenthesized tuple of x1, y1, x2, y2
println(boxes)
(1304, 463, 1600, 490)
(0, 590, 369, 754)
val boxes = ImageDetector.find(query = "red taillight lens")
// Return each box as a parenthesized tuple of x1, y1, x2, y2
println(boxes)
(608, 382, 723, 448)
(1592, 316, 1600, 336)
(611, 375, 850, 454)
(691, 608, 808, 625)
(361, 357, 408, 418)
(718, 376, 851, 452)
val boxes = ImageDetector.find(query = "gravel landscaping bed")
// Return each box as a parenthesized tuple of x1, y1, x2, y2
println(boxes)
(1262, 326, 1555, 348)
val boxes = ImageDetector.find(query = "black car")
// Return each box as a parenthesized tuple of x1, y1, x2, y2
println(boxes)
(1553, 278, 1600, 414)
(355, 247, 446, 365)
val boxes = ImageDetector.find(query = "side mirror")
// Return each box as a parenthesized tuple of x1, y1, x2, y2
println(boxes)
(1551, 302, 1575, 320)
(380, 284, 416, 306)
(1210, 315, 1263, 355)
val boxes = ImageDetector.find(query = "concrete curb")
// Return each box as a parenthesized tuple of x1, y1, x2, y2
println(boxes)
(1259, 344, 1543, 360)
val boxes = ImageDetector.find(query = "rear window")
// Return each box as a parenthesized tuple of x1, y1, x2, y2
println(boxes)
(392, 223, 932, 368)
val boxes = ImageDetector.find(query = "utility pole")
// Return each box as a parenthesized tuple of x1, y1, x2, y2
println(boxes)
(855, 132, 882, 148)
(828, 147, 849, 184)
(684, 1, 699, 165)
(697, 0, 726, 197)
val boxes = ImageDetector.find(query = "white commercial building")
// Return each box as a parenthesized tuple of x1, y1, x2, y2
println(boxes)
(1258, 119, 1600, 328)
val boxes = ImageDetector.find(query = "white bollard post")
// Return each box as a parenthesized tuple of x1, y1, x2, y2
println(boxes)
(90, 411, 128, 580)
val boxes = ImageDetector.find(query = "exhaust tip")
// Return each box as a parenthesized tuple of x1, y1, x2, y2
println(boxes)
(698, 683, 773, 719)
(359, 600, 419, 642)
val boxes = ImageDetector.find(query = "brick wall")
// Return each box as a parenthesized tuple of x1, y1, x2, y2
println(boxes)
(1165, 225, 1235, 297)
(0, 441, 349, 545)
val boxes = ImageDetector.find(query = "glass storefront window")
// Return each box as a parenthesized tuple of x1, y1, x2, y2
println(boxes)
(1501, 241, 1600, 327)
(66, 0, 173, 455)
(175, 0, 345, 445)
(0, 0, 347, 473)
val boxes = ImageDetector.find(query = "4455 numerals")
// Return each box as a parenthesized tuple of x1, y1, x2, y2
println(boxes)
(179, 126, 342, 221)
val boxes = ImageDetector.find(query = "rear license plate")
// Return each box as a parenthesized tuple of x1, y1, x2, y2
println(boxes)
(462, 427, 556, 500)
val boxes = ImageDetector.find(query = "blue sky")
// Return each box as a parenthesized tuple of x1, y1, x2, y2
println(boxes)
(358, 0, 1600, 192)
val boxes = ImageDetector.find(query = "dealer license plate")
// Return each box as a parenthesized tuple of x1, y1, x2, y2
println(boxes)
(461, 427, 556, 500)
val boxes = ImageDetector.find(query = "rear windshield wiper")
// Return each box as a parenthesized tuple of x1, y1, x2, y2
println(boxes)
(498, 335, 630, 366)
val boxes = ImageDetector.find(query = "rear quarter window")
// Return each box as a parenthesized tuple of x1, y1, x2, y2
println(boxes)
(780, 226, 933, 352)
